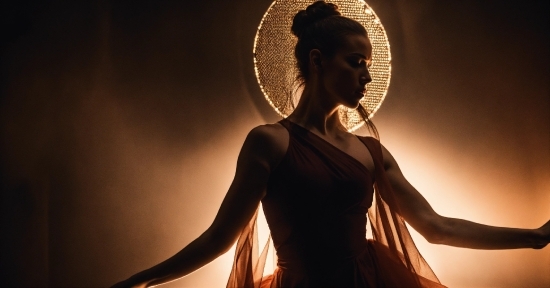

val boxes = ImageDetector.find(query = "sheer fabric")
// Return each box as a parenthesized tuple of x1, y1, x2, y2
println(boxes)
(227, 208, 271, 288)
(227, 119, 445, 287)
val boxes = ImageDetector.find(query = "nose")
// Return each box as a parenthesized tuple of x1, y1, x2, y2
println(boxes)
(359, 69, 372, 85)
(360, 71, 372, 85)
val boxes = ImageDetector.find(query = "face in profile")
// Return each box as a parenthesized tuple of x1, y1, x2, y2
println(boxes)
(319, 34, 373, 109)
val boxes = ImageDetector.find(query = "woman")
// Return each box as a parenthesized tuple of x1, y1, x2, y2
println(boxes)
(112, 1, 550, 287)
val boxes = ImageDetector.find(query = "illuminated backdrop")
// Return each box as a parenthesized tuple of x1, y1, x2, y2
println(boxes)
(0, 0, 548, 287)
(254, 0, 391, 131)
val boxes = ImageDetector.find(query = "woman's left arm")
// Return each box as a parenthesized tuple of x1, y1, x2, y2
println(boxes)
(380, 144, 550, 250)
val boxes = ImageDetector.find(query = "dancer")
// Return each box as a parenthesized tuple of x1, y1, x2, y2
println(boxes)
(112, 1, 549, 287)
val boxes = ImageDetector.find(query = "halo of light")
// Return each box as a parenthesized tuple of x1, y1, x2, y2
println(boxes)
(253, 0, 391, 131)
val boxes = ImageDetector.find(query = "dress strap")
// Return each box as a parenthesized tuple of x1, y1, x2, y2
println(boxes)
(278, 117, 292, 130)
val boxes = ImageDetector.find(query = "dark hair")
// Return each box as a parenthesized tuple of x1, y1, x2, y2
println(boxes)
(291, 1, 378, 137)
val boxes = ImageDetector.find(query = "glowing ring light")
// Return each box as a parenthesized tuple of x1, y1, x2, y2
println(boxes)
(253, 0, 391, 131)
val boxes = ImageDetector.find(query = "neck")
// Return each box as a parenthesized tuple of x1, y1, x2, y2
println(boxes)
(287, 84, 345, 135)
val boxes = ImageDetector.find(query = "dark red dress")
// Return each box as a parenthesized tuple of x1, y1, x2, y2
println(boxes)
(227, 119, 446, 288)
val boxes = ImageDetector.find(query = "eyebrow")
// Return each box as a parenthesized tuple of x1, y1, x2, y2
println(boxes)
(350, 52, 371, 59)
(349, 53, 373, 63)
(349, 53, 373, 67)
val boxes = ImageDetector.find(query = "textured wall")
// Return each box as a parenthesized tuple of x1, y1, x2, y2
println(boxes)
(1, 0, 548, 287)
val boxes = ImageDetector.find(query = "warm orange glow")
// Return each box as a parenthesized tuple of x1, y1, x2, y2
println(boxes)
(376, 125, 550, 288)
(257, 204, 276, 276)
(153, 112, 550, 288)
(254, 0, 391, 131)
(2, 0, 546, 287)
(162, 117, 549, 288)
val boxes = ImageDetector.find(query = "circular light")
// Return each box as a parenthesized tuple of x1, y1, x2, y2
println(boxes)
(253, 0, 392, 131)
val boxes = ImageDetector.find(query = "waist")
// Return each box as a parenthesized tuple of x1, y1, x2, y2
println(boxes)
(276, 237, 369, 274)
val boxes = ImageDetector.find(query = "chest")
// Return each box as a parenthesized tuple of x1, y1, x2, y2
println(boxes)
(267, 136, 374, 208)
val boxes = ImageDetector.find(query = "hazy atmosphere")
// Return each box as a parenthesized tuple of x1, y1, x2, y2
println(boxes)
(1, 0, 548, 287)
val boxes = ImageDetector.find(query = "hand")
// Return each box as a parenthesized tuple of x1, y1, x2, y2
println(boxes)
(534, 220, 550, 249)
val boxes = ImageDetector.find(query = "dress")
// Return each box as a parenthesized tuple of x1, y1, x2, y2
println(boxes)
(227, 119, 446, 288)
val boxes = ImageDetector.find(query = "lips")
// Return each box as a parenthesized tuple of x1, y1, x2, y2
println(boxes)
(355, 88, 366, 98)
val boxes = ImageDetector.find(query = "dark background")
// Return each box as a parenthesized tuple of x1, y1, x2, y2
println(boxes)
(1, 0, 548, 287)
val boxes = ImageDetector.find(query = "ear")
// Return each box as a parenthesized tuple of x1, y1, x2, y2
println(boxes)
(309, 49, 323, 72)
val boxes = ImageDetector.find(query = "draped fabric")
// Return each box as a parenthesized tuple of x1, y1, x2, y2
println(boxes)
(227, 119, 445, 287)
(227, 209, 271, 288)
(364, 138, 443, 287)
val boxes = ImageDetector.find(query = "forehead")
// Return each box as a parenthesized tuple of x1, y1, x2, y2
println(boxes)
(337, 34, 372, 58)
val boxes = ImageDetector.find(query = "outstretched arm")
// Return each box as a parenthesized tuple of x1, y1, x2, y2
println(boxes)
(379, 144, 550, 250)
(112, 125, 288, 288)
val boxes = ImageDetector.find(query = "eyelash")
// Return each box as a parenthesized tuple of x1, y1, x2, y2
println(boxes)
(350, 59, 372, 68)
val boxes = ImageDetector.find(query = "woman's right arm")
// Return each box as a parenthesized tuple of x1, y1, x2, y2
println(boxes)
(112, 124, 288, 288)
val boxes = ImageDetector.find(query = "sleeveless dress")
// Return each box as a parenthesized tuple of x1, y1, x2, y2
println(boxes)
(227, 119, 446, 288)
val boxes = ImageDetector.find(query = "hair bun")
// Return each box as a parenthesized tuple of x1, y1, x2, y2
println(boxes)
(291, 1, 341, 37)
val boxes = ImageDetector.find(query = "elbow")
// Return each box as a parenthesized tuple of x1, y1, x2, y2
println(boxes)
(204, 229, 238, 256)
(422, 217, 451, 245)
(424, 230, 447, 245)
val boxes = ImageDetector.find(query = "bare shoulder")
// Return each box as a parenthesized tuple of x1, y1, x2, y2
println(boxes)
(240, 122, 289, 171)
(246, 123, 288, 150)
